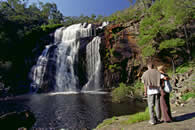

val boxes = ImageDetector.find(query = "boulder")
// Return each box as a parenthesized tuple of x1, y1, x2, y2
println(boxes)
(0, 110, 36, 129)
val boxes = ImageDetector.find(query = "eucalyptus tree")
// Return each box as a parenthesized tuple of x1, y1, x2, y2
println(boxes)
(138, 0, 194, 72)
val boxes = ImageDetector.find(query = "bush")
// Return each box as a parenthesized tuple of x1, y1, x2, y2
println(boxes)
(176, 61, 195, 74)
(41, 24, 63, 33)
(111, 83, 132, 103)
(167, 59, 195, 75)
(182, 92, 195, 101)
(132, 80, 144, 97)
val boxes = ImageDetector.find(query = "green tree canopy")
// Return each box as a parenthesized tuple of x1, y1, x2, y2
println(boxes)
(138, 0, 194, 60)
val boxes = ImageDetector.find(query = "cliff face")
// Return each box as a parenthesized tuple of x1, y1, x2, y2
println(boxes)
(100, 19, 193, 88)
(100, 21, 143, 88)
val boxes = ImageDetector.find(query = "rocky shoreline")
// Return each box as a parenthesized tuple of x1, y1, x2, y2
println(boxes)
(96, 67, 195, 129)
(95, 98, 195, 130)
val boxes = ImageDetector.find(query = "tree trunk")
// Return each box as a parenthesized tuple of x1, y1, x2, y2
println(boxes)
(171, 57, 176, 73)
(183, 24, 192, 60)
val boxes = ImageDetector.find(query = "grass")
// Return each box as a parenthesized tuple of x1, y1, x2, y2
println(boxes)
(96, 107, 149, 129)
(96, 116, 118, 129)
(181, 92, 195, 101)
(125, 107, 149, 124)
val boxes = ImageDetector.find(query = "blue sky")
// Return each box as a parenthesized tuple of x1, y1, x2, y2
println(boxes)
(28, 0, 133, 16)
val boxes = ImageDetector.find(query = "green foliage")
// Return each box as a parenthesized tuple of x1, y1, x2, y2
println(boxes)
(109, 48, 115, 57)
(159, 39, 185, 50)
(41, 24, 63, 32)
(97, 107, 149, 129)
(138, 35, 154, 46)
(126, 107, 149, 124)
(111, 83, 133, 103)
(142, 45, 156, 57)
(0, 0, 64, 60)
(108, 64, 120, 73)
(175, 60, 195, 73)
(105, 2, 144, 23)
(167, 59, 195, 76)
(138, 0, 194, 60)
(132, 80, 144, 96)
(96, 116, 118, 129)
(133, 80, 144, 89)
(0, 0, 65, 90)
(63, 13, 106, 25)
(182, 92, 195, 101)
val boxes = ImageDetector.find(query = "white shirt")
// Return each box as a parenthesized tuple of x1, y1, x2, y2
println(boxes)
(146, 74, 164, 95)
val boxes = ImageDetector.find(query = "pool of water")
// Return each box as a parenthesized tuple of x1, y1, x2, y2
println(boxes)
(0, 92, 146, 129)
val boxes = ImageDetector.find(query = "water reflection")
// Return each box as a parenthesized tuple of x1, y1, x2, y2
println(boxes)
(0, 93, 146, 129)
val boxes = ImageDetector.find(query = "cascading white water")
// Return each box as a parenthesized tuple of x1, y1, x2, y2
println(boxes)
(31, 22, 107, 92)
(98, 21, 109, 29)
(31, 23, 94, 92)
(55, 23, 93, 91)
(31, 45, 52, 88)
(82, 36, 102, 91)
(54, 27, 65, 43)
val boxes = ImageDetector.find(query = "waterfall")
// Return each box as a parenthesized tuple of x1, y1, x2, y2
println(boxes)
(54, 27, 65, 43)
(31, 23, 106, 92)
(31, 45, 52, 88)
(82, 36, 102, 91)
(54, 24, 90, 91)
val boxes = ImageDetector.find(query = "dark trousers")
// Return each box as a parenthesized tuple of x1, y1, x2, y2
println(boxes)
(160, 89, 172, 121)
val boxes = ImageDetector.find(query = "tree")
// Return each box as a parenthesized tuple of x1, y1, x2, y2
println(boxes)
(41, 3, 63, 24)
(128, 0, 156, 9)
(138, 0, 194, 71)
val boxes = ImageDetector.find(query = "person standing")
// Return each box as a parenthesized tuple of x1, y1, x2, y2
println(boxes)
(157, 65, 173, 123)
(141, 63, 161, 125)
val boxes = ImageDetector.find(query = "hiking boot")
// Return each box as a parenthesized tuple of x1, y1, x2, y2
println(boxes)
(156, 119, 163, 124)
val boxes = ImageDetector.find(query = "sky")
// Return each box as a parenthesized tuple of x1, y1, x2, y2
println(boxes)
(27, 0, 132, 17)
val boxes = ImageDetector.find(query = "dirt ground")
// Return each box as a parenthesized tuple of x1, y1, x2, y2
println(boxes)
(96, 99, 195, 130)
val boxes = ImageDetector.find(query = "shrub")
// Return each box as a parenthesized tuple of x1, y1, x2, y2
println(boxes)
(167, 59, 195, 75)
(182, 92, 195, 101)
(111, 83, 132, 103)
(132, 80, 144, 97)
(176, 61, 195, 74)
(108, 64, 120, 72)
(41, 24, 63, 32)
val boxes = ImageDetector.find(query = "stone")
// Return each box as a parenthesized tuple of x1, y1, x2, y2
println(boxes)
(171, 99, 176, 104)
(186, 97, 193, 103)
(175, 100, 181, 106)
(176, 92, 182, 97)
(0, 110, 36, 129)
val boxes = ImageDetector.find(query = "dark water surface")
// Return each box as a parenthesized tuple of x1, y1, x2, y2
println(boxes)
(0, 92, 146, 129)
